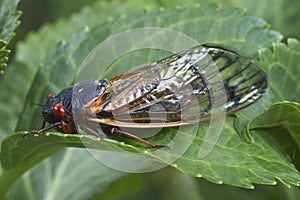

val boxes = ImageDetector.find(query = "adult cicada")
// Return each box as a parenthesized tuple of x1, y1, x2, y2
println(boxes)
(24, 44, 267, 148)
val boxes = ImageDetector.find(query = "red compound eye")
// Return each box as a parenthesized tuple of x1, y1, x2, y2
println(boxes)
(46, 93, 54, 99)
(53, 103, 65, 118)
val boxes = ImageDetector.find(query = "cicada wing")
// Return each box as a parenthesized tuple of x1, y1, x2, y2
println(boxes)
(91, 45, 267, 127)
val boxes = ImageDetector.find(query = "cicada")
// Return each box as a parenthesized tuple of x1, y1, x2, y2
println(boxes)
(24, 44, 267, 148)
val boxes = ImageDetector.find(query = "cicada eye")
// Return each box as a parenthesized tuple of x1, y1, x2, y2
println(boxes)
(53, 103, 65, 118)
(46, 93, 54, 99)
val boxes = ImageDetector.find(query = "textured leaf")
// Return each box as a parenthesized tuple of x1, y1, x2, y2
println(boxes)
(235, 38, 300, 140)
(169, 0, 300, 39)
(0, 40, 9, 73)
(230, 0, 300, 39)
(0, 0, 21, 73)
(2, 117, 300, 189)
(0, 132, 126, 200)
(260, 39, 300, 103)
(249, 102, 300, 138)
(233, 40, 300, 189)
(0, 0, 20, 42)
(248, 102, 300, 169)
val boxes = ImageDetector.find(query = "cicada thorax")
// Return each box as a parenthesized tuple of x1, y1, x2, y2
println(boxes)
(70, 80, 112, 123)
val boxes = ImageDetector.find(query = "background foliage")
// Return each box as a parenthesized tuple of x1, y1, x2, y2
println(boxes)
(0, 0, 300, 199)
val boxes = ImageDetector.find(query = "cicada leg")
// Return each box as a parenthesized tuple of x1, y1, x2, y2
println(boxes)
(110, 127, 167, 149)
(23, 121, 64, 138)
(80, 124, 104, 139)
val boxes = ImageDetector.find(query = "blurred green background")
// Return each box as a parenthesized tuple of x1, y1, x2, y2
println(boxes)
(17, 0, 300, 41)
(18, 0, 97, 32)
(13, 0, 97, 51)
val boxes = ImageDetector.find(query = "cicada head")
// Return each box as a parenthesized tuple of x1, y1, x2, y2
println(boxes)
(40, 80, 110, 134)
(42, 87, 76, 133)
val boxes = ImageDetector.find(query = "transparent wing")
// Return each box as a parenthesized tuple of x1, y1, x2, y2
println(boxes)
(91, 45, 267, 127)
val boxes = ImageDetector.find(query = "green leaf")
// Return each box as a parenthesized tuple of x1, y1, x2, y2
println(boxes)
(260, 39, 300, 102)
(1, 132, 144, 171)
(248, 102, 300, 168)
(2, 117, 300, 190)
(168, 0, 300, 39)
(249, 102, 300, 138)
(0, 132, 126, 199)
(108, 169, 300, 200)
(233, 39, 300, 187)
(0, 40, 9, 73)
(230, 0, 300, 39)
(235, 38, 300, 141)
(0, 0, 21, 74)
(195, 175, 300, 200)
(0, 0, 20, 42)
